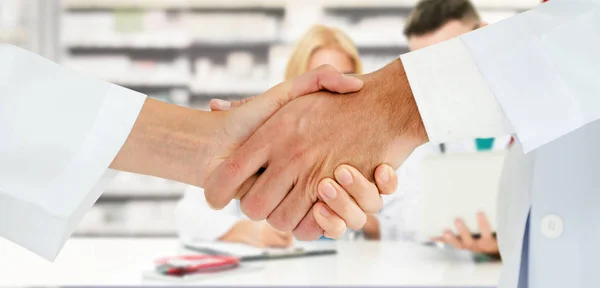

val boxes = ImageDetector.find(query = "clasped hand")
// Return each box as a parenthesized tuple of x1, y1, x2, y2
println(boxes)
(202, 63, 425, 239)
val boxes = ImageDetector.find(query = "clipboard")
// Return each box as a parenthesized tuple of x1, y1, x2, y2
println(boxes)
(183, 241, 337, 262)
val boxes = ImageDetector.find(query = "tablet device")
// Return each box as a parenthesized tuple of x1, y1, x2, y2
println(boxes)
(417, 150, 507, 241)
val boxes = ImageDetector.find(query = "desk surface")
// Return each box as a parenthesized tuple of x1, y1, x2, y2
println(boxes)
(0, 238, 501, 286)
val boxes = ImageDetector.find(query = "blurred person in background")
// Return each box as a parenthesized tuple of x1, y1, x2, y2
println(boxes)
(362, 0, 511, 259)
(176, 25, 366, 248)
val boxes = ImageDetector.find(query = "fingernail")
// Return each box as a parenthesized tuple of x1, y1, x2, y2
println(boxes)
(379, 167, 391, 183)
(212, 99, 231, 109)
(344, 75, 363, 86)
(319, 206, 332, 217)
(335, 168, 353, 185)
(455, 219, 464, 226)
(320, 182, 337, 200)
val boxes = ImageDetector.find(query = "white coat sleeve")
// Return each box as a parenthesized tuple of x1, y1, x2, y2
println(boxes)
(401, 0, 600, 153)
(175, 187, 243, 243)
(0, 45, 146, 260)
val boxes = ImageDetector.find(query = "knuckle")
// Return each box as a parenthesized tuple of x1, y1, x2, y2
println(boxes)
(224, 159, 241, 179)
(267, 214, 294, 232)
(240, 197, 268, 221)
(348, 214, 367, 231)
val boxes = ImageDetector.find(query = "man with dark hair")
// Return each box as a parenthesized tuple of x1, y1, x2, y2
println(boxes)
(404, 0, 486, 51)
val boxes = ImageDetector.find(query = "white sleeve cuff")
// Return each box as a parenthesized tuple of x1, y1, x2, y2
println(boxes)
(0, 85, 145, 261)
(400, 38, 514, 144)
(0, 45, 146, 261)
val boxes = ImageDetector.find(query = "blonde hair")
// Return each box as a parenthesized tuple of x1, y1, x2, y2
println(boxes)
(285, 25, 362, 80)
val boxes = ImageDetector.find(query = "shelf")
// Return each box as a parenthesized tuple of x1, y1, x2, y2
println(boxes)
(64, 0, 286, 9)
(67, 43, 189, 50)
(65, 41, 277, 52)
(324, 0, 538, 10)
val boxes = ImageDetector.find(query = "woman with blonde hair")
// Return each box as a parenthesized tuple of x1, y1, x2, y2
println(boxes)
(285, 25, 363, 80)
(175, 25, 390, 247)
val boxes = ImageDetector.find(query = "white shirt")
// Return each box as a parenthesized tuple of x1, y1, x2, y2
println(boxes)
(175, 187, 245, 243)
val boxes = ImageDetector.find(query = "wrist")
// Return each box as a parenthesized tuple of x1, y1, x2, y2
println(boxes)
(374, 59, 428, 144)
(110, 98, 220, 187)
(363, 59, 428, 165)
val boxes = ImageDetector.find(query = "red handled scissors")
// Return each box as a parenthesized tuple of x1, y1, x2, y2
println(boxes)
(155, 255, 240, 276)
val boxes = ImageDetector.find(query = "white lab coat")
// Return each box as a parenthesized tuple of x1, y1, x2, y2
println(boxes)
(175, 187, 246, 243)
(401, 1, 600, 287)
(0, 44, 145, 260)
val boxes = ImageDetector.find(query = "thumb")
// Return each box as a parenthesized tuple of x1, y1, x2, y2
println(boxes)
(288, 64, 363, 98)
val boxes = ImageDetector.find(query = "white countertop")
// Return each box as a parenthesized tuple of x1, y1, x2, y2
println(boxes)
(0, 237, 501, 286)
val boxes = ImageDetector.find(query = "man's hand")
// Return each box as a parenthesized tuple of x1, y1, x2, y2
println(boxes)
(201, 65, 363, 189)
(432, 212, 500, 257)
(209, 99, 399, 240)
(205, 59, 428, 239)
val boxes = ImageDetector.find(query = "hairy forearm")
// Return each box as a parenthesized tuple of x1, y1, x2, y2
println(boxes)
(354, 59, 428, 169)
(375, 59, 428, 143)
(110, 98, 219, 187)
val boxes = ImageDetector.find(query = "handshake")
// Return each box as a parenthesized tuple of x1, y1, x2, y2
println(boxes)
(202, 60, 428, 240)
(115, 59, 428, 240)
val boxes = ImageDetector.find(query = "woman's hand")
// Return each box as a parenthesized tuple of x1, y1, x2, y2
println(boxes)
(432, 212, 500, 257)
(220, 220, 293, 248)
